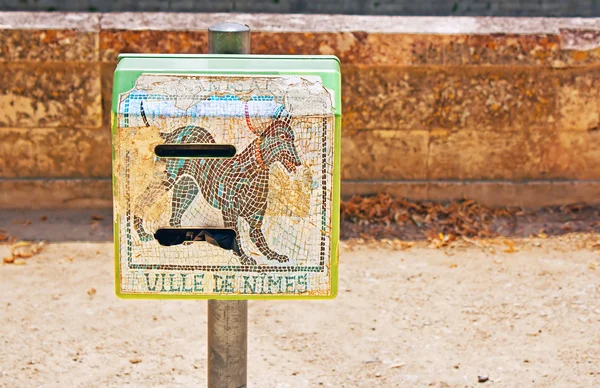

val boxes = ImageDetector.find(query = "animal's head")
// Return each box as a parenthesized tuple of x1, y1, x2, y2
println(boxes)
(260, 117, 302, 173)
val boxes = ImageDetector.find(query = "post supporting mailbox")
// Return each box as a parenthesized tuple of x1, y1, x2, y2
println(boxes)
(112, 17, 340, 388)
(207, 22, 250, 388)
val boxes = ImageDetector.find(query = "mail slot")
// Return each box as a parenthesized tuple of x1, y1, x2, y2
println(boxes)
(112, 54, 341, 299)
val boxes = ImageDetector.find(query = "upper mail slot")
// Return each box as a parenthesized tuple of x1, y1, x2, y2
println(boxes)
(112, 54, 341, 299)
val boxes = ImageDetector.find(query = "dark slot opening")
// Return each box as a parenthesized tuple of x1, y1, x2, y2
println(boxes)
(154, 228, 238, 251)
(155, 144, 236, 158)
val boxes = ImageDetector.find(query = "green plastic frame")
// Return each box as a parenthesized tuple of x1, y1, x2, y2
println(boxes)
(112, 54, 341, 299)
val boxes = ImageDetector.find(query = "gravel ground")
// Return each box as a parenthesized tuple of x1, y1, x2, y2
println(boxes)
(1, 232, 600, 387)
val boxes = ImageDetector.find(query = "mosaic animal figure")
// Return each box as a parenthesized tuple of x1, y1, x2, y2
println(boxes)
(134, 109, 301, 266)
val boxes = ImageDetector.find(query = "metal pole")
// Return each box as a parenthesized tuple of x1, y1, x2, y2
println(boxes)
(207, 22, 250, 388)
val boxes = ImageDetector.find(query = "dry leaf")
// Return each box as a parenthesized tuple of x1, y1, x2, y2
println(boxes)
(392, 240, 414, 250)
(449, 263, 458, 268)
(13, 258, 27, 265)
(503, 240, 516, 253)
(341, 194, 517, 240)
(130, 358, 142, 364)
(3, 256, 15, 264)
(87, 288, 97, 296)
(0, 229, 8, 243)
(11, 241, 45, 259)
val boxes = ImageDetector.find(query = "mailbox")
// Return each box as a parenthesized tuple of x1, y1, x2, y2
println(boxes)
(112, 54, 340, 298)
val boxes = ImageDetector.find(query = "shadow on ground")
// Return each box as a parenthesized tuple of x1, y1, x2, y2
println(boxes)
(1, 209, 113, 242)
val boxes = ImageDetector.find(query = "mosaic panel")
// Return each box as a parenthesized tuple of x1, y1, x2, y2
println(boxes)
(114, 74, 336, 297)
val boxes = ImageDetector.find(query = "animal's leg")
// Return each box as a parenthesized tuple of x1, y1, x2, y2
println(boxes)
(222, 212, 257, 265)
(133, 215, 153, 242)
(248, 216, 289, 263)
(169, 175, 199, 227)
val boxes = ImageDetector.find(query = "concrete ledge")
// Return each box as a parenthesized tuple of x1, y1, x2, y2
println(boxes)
(100, 13, 600, 34)
(1, 12, 599, 66)
(6, 11, 596, 34)
(343, 180, 600, 207)
(0, 12, 99, 31)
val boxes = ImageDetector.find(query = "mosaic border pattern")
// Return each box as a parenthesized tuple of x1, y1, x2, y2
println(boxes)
(122, 114, 330, 273)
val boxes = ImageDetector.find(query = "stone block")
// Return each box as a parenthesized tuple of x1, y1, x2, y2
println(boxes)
(0, 29, 98, 61)
(342, 130, 429, 180)
(0, 63, 102, 128)
(342, 66, 557, 132)
(427, 129, 600, 180)
(251, 32, 446, 65)
(101, 63, 116, 127)
(0, 179, 112, 209)
(0, 127, 111, 178)
(100, 30, 208, 62)
(556, 69, 600, 131)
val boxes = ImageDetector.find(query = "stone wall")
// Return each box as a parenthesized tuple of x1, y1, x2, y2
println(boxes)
(1, 12, 600, 208)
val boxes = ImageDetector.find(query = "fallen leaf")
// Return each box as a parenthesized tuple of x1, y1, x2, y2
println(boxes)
(392, 240, 414, 250)
(341, 195, 518, 240)
(503, 240, 516, 253)
(13, 258, 27, 265)
(130, 358, 142, 364)
(87, 288, 97, 296)
(3, 256, 15, 264)
(11, 240, 46, 259)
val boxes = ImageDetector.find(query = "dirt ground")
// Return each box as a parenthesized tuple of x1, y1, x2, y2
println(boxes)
(2, 214, 600, 387)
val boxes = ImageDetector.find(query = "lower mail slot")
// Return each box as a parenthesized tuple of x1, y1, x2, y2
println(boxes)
(154, 228, 237, 251)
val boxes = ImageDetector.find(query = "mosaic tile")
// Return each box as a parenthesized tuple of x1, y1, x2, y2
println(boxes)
(114, 73, 338, 297)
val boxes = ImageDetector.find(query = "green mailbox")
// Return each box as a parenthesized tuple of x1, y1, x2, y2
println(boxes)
(112, 54, 341, 299)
